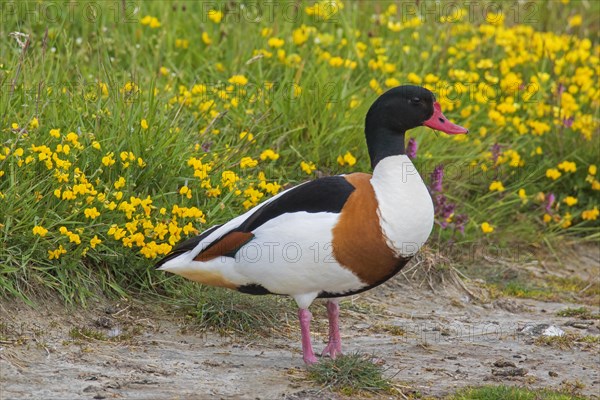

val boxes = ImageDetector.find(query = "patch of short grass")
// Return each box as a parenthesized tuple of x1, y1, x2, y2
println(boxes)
(68, 327, 108, 341)
(448, 385, 588, 400)
(534, 332, 600, 351)
(173, 283, 294, 337)
(557, 307, 600, 320)
(67, 325, 141, 343)
(307, 353, 394, 396)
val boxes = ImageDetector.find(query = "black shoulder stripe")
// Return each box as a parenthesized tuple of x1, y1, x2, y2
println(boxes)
(236, 176, 355, 232)
(154, 223, 223, 268)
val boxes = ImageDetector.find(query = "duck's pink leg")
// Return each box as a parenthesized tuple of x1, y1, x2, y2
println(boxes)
(298, 309, 318, 364)
(321, 300, 342, 358)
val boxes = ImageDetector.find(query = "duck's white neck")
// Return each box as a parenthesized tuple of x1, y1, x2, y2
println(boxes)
(370, 155, 434, 257)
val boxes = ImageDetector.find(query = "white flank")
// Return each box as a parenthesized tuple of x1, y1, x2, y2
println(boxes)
(157, 181, 310, 271)
(370, 155, 434, 257)
(158, 188, 365, 309)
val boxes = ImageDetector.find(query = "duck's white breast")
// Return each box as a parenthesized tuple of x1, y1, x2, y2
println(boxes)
(370, 155, 434, 257)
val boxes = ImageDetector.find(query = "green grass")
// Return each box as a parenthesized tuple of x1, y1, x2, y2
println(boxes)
(0, 0, 598, 306)
(161, 279, 294, 336)
(306, 353, 394, 396)
(448, 385, 589, 400)
(557, 307, 600, 319)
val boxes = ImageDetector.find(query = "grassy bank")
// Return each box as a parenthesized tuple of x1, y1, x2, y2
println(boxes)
(0, 0, 598, 304)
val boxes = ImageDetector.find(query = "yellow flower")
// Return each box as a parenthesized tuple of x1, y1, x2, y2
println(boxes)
(228, 75, 248, 86)
(141, 15, 161, 28)
(300, 161, 316, 175)
(329, 57, 344, 67)
(546, 168, 562, 180)
(489, 181, 505, 192)
(84, 207, 100, 219)
(557, 161, 576, 173)
(568, 14, 582, 27)
(268, 37, 285, 48)
(179, 186, 192, 199)
(369, 79, 382, 94)
(240, 157, 259, 168)
(49, 128, 61, 138)
(589, 165, 597, 175)
(48, 245, 66, 260)
(102, 152, 116, 167)
(32, 225, 48, 237)
(582, 207, 599, 221)
(518, 188, 528, 203)
(208, 9, 223, 23)
(384, 77, 400, 88)
(292, 26, 310, 46)
(337, 151, 357, 167)
(114, 176, 126, 189)
(29, 117, 39, 129)
(260, 149, 280, 161)
(141, 119, 149, 130)
(561, 213, 572, 229)
(563, 196, 578, 206)
(90, 235, 102, 249)
(239, 131, 254, 141)
(201, 32, 212, 45)
(543, 213, 552, 223)
(175, 39, 189, 49)
(65, 132, 79, 145)
(480, 222, 494, 233)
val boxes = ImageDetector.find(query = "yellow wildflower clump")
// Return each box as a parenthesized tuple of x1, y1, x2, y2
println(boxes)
(179, 186, 192, 199)
(32, 225, 49, 237)
(229, 75, 248, 86)
(337, 151, 357, 167)
(563, 196, 578, 206)
(300, 161, 316, 175)
(480, 222, 494, 233)
(582, 207, 599, 221)
(489, 181, 505, 192)
(557, 161, 577, 173)
(48, 245, 67, 260)
(208, 10, 223, 24)
(260, 149, 280, 161)
(240, 157, 258, 168)
(546, 168, 562, 180)
(140, 15, 161, 28)
(84, 207, 101, 219)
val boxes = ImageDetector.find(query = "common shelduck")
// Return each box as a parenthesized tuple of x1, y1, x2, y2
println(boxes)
(156, 85, 468, 364)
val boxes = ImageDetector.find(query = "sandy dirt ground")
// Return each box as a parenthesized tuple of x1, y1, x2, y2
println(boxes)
(1, 254, 599, 400)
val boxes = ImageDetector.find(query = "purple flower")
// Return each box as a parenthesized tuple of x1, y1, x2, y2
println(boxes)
(406, 138, 418, 160)
(453, 214, 469, 234)
(557, 83, 566, 96)
(430, 164, 444, 193)
(545, 193, 555, 213)
(201, 141, 212, 152)
(491, 143, 502, 165)
(562, 117, 574, 128)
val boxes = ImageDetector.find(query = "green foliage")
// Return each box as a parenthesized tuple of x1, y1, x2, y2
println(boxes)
(449, 385, 588, 400)
(0, 0, 598, 303)
(556, 307, 600, 319)
(167, 280, 294, 336)
(307, 353, 393, 396)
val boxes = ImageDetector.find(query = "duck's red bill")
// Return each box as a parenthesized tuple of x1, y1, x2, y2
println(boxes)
(423, 102, 469, 135)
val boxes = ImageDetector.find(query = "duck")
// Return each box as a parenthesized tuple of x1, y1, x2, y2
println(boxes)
(156, 85, 468, 364)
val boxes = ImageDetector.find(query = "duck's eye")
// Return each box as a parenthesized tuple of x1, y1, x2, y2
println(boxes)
(411, 97, 421, 104)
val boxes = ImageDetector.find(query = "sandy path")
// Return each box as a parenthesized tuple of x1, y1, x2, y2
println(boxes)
(1, 278, 599, 399)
